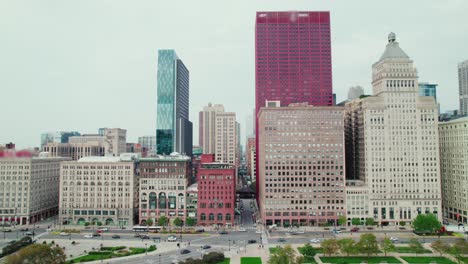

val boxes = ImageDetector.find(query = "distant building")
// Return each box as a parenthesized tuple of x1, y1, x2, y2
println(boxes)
(439, 117, 468, 224)
(98, 128, 127, 156)
(126, 143, 144, 155)
(138, 153, 191, 225)
(347, 86, 364, 100)
(258, 103, 346, 227)
(418, 82, 437, 101)
(458, 60, 468, 116)
(186, 183, 198, 219)
(0, 155, 70, 225)
(246, 137, 255, 178)
(43, 142, 106, 161)
(41, 131, 80, 149)
(138, 136, 156, 154)
(59, 155, 138, 227)
(199, 103, 225, 154)
(345, 180, 369, 225)
(197, 154, 235, 227)
(156, 50, 192, 156)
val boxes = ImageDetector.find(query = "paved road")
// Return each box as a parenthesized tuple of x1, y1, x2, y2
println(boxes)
(0, 228, 47, 248)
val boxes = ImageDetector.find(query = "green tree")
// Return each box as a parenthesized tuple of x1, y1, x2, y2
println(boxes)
(268, 245, 302, 264)
(297, 243, 317, 258)
(365, 218, 375, 226)
(6, 244, 66, 264)
(321, 239, 339, 257)
(146, 218, 153, 226)
(186, 217, 196, 227)
(380, 238, 395, 256)
(338, 216, 347, 226)
(409, 238, 425, 254)
(412, 213, 441, 233)
(338, 238, 357, 256)
(431, 239, 449, 256)
(173, 217, 183, 227)
(158, 216, 168, 226)
(351, 218, 361, 226)
(447, 242, 467, 264)
(399, 221, 406, 227)
(356, 233, 379, 257)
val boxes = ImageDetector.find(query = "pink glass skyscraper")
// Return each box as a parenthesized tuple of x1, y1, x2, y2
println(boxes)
(255, 11, 333, 194)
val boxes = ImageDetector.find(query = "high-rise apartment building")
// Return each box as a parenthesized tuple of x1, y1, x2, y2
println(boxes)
(0, 154, 70, 225)
(458, 60, 468, 116)
(98, 128, 127, 155)
(40, 131, 80, 149)
(156, 50, 192, 156)
(439, 117, 468, 224)
(345, 33, 442, 225)
(138, 136, 157, 154)
(138, 153, 191, 225)
(255, 11, 333, 193)
(59, 155, 138, 227)
(199, 104, 237, 165)
(258, 103, 346, 227)
(197, 154, 235, 227)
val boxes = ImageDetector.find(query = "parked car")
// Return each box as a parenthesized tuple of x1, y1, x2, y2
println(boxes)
(389, 237, 398, 242)
(310, 239, 320, 243)
(201, 245, 211, 249)
(20, 228, 29, 231)
(350, 228, 360, 232)
(92, 233, 101, 237)
(59, 232, 69, 236)
(219, 230, 228, 235)
(4, 229, 12, 233)
(25, 231, 35, 236)
(277, 238, 286, 242)
(84, 234, 93, 238)
(180, 249, 191, 254)
(167, 235, 178, 242)
(332, 229, 342, 234)
(112, 235, 120, 239)
(98, 228, 109, 232)
(196, 228, 205, 233)
(140, 235, 150, 239)
(248, 239, 257, 244)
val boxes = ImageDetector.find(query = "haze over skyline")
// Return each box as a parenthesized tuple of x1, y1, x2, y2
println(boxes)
(1, 0, 467, 149)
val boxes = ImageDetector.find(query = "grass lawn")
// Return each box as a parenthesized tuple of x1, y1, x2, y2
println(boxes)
(66, 246, 156, 263)
(320, 256, 401, 263)
(269, 247, 279, 254)
(67, 252, 113, 263)
(302, 256, 316, 263)
(394, 246, 432, 253)
(215, 258, 230, 264)
(241, 257, 262, 264)
(401, 257, 456, 264)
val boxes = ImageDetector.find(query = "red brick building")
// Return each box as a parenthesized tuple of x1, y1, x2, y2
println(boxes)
(197, 154, 236, 227)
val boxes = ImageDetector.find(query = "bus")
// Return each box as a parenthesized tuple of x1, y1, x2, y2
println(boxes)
(132, 225, 163, 232)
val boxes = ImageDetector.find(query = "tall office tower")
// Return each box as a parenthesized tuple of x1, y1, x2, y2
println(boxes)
(199, 104, 237, 165)
(138, 136, 157, 154)
(138, 153, 191, 225)
(439, 117, 468, 224)
(0, 153, 70, 225)
(41, 131, 81, 149)
(98, 128, 127, 155)
(255, 11, 333, 193)
(347, 86, 364, 101)
(197, 154, 235, 227)
(458, 60, 468, 116)
(258, 103, 346, 227)
(59, 154, 138, 227)
(156, 50, 192, 156)
(199, 103, 225, 154)
(345, 33, 441, 225)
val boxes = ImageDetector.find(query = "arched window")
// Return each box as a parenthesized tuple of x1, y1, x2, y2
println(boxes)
(200, 213, 206, 221)
(226, 214, 231, 221)
(209, 213, 215, 221)
(217, 213, 223, 221)
(149, 192, 157, 209)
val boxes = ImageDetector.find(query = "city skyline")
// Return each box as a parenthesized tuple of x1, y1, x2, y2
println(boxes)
(1, 0, 467, 149)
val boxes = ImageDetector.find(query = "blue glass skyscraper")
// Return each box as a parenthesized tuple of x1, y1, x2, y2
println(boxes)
(156, 50, 192, 156)
(418, 82, 437, 101)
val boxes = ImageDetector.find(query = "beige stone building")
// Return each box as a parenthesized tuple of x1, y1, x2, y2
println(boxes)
(98, 128, 127, 155)
(345, 180, 370, 225)
(345, 33, 442, 226)
(258, 102, 346, 227)
(59, 155, 138, 227)
(43, 142, 106, 161)
(439, 117, 468, 224)
(0, 156, 70, 225)
(199, 103, 225, 154)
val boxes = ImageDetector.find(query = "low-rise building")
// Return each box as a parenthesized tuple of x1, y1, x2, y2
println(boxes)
(345, 180, 370, 225)
(59, 155, 138, 227)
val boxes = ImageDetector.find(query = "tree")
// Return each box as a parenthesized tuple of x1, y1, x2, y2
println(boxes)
(399, 221, 406, 227)
(297, 243, 317, 258)
(447, 241, 468, 264)
(338, 238, 357, 256)
(365, 218, 375, 226)
(380, 238, 395, 256)
(409, 238, 425, 254)
(412, 213, 441, 233)
(202, 252, 225, 263)
(431, 239, 449, 256)
(158, 216, 168, 226)
(146, 218, 153, 226)
(338, 216, 347, 226)
(351, 218, 361, 226)
(6, 244, 66, 264)
(186, 217, 196, 227)
(173, 217, 183, 227)
(268, 245, 302, 264)
(356, 233, 379, 257)
(321, 239, 339, 257)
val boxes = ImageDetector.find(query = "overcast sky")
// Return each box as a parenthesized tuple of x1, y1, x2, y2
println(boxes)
(1, 0, 467, 149)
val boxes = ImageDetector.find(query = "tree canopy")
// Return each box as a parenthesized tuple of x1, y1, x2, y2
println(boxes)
(186, 217, 196, 227)
(173, 217, 183, 227)
(356, 233, 379, 257)
(412, 213, 441, 233)
(380, 238, 395, 256)
(268, 245, 303, 264)
(321, 239, 339, 257)
(158, 216, 168, 226)
(6, 243, 66, 264)
(338, 238, 357, 256)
